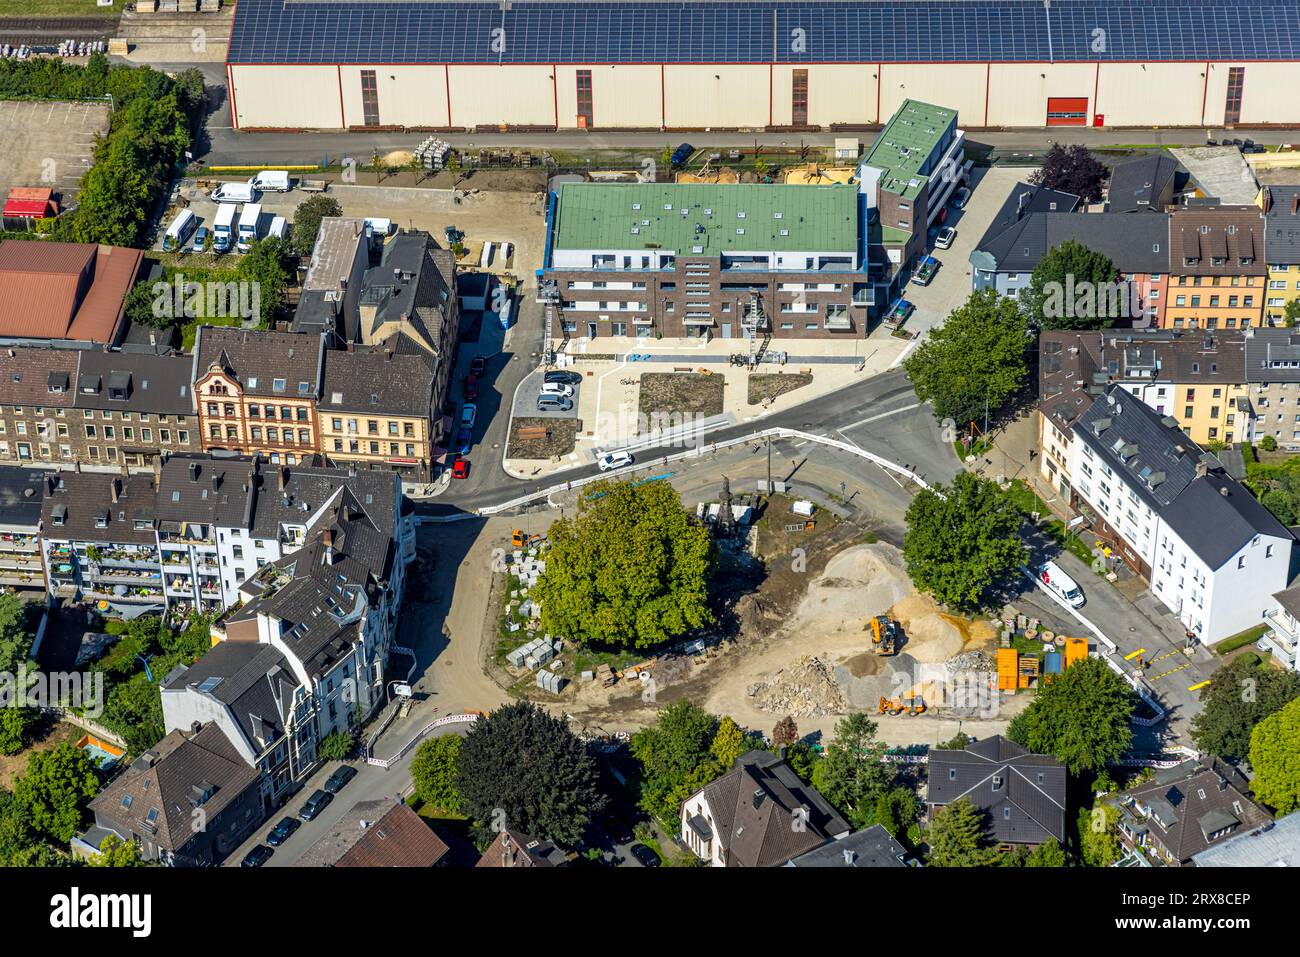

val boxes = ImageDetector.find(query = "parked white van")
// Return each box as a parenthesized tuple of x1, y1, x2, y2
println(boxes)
(250, 170, 292, 192)
(267, 215, 287, 241)
(211, 181, 258, 204)
(1038, 560, 1085, 608)
(237, 203, 262, 253)
(161, 208, 197, 252)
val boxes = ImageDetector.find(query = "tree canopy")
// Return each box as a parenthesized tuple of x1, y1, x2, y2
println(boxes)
(291, 195, 344, 255)
(1025, 240, 1121, 330)
(1249, 696, 1300, 815)
(810, 713, 891, 828)
(927, 798, 1000, 867)
(0, 593, 34, 675)
(903, 472, 1028, 611)
(903, 288, 1030, 429)
(536, 479, 716, 649)
(457, 702, 604, 846)
(630, 700, 724, 826)
(12, 744, 100, 844)
(1191, 655, 1300, 761)
(1029, 144, 1107, 203)
(1007, 658, 1135, 775)
(411, 734, 463, 815)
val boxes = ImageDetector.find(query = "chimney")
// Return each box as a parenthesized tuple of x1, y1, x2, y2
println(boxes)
(1263, 188, 1273, 213)
(190, 721, 202, 735)
(1293, 192, 1299, 216)
(1195, 460, 1208, 479)
(110, 477, 121, 503)
(322, 529, 334, 549)
(842, 848, 857, 866)
(189, 461, 200, 482)
(153, 457, 162, 485)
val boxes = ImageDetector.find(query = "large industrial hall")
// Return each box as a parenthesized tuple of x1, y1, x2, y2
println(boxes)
(225, 0, 1300, 132)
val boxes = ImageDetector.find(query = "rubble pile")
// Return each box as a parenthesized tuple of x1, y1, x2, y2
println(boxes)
(746, 655, 848, 718)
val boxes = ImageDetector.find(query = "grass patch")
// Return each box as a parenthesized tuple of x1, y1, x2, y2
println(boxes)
(506, 416, 578, 460)
(1005, 479, 1049, 520)
(1216, 623, 1269, 656)
(954, 438, 992, 461)
(181, 314, 243, 351)
(747, 372, 812, 405)
(1044, 519, 1101, 569)
(638, 372, 724, 420)
(12, 0, 122, 17)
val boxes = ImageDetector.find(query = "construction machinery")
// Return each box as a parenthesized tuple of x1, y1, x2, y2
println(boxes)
(511, 529, 545, 548)
(868, 615, 900, 656)
(877, 692, 926, 716)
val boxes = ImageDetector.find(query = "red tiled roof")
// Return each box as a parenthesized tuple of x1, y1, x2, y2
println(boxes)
(0, 240, 141, 343)
(2, 187, 57, 219)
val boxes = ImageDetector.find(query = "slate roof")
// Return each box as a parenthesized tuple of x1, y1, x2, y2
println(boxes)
(0, 465, 49, 529)
(89, 722, 259, 854)
(1122, 758, 1271, 864)
(695, 749, 849, 867)
(319, 337, 436, 419)
(1107, 154, 1181, 213)
(974, 211, 1170, 275)
(0, 347, 79, 407)
(1244, 327, 1300, 382)
(73, 351, 194, 415)
(244, 461, 399, 541)
(155, 454, 256, 532)
(926, 736, 1066, 844)
(784, 824, 910, 867)
(40, 471, 158, 545)
(1169, 206, 1267, 276)
(297, 799, 451, 867)
(1077, 385, 1292, 568)
(359, 232, 457, 357)
(971, 181, 1079, 268)
(193, 327, 325, 399)
(1192, 811, 1300, 867)
(475, 829, 567, 867)
(1263, 186, 1300, 266)
(162, 640, 296, 756)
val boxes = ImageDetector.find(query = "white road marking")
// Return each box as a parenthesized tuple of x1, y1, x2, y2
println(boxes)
(837, 401, 921, 432)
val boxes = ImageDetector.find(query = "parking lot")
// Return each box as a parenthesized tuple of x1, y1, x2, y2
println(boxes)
(511, 368, 583, 420)
(0, 99, 109, 209)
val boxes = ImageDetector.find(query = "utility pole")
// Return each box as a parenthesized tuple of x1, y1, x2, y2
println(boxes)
(766, 435, 772, 495)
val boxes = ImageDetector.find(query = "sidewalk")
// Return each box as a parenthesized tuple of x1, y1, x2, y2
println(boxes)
(961, 412, 1068, 519)
(502, 331, 911, 479)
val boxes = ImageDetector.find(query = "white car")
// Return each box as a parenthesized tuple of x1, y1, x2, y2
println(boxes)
(935, 226, 957, 249)
(540, 382, 575, 399)
(598, 450, 634, 472)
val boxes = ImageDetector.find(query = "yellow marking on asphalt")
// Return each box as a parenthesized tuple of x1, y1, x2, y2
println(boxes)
(1188, 680, 1212, 692)
(1149, 662, 1193, 681)
(1124, 648, 1146, 661)
(1148, 649, 1184, 665)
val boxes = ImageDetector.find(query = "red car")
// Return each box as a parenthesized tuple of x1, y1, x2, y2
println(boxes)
(451, 457, 470, 479)
(463, 374, 479, 400)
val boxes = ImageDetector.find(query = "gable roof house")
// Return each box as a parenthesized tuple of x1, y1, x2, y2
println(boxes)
(475, 829, 569, 868)
(1117, 758, 1271, 866)
(298, 799, 452, 867)
(1106, 154, 1181, 213)
(926, 736, 1066, 846)
(0, 240, 142, 346)
(293, 217, 369, 345)
(681, 749, 850, 867)
(785, 823, 912, 867)
(86, 721, 265, 866)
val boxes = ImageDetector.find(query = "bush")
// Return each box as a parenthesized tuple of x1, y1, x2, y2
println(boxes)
(319, 730, 356, 762)
(1262, 435, 1279, 452)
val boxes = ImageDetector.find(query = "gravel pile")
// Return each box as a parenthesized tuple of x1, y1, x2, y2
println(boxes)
(746, 655, 849, 718)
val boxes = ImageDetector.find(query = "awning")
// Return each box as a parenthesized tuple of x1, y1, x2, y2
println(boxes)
(2, 195, 55, 219)
(433, 447, 449, 464)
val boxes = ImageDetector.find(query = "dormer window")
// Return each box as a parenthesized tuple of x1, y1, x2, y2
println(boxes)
(273, 378, 286, 393)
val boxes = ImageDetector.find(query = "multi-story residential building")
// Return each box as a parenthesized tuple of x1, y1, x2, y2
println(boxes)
(543, 181, 874, 342)
(1047, 384, 1291, 644)
(40, 471, 166, 614)
(1038, 330, 1249, 457)
(293, 217, 370, 346)
(1163, 207, 1266, 331)
(0, 240, 143, 347)
(1241, 326, 1300, 448)
(357, 231, 460, 358)
(1105, 154, 1181, 214)
(192, 327, 326, 463)
(1261, 580, 1300, 671)
(971, 209, 1170, 325)
(0, 465, 48, 594)
(970, 182, 1080, 298)
(318, 337, 439, 482)
(1262, 185, 1300, 326)
(856, 99, 967, 268)
(0, 347, 198, 470)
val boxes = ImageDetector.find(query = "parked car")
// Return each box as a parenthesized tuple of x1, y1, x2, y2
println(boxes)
(539, 382, 575, 399)
(543, 370, 581, 386)
(299, 789, 333, 821)
(670, 143, 695, 168)
(536, 395, 573, 412)
(266, 816, 300, 846)
(451, 456, 470, 479)
(240, 845, 274, 867)
(598, 450, 634, 472)
(951, 186, 971, 209)
(190, 225, 210, 253)
(469, 355, 488, 377)
(630, 843, 661, 867)
(463, 374, 479, 400)
(607, 820, 634, 845)
(324, 765, 357, 794)
(1038, 560, 1086, 608)
(456, 427, 473, 455)
(460, 404, 477, 429)
(935, 226, 957, 249)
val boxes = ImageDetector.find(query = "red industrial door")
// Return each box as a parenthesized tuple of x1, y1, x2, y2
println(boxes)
(1046, 97, 1088, 126)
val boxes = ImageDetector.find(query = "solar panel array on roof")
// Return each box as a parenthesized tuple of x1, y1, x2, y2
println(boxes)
(229, 0, 1300, 66)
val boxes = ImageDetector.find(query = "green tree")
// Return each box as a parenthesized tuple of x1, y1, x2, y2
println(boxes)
(12, 744, 100, 844)
(1025, 240, 1120, 330)
(1284, 298, 1300, 326)
(1007, 658, 1135, 775)
(88, 834, 146, 867)
(1024, 838, 1069, 867)
(0, 593, 34, 674)
(903, 472, 1028, 611)
(536, 480, 716, 649)
(457, 702, 605, 846)
(1249, 697, 1300, 814)
(783, 741, 819, 783)
(710, 716, 747, 770)
(100, 674, 165, 755)
(902, 288, 1030, 429)
(1028, 143, 1107, 203)
(0, 707, 36, 756)
(810, 713, 890, 826)
(1191, 655, 1300, 761)
(630, 701, 722, 826)
(291, 195, 343, 255)
(318, 730, 356, 762)
(410, 734, 463, 814)
(927, 798, 999, 867)
(863, 785, 921, 842)
(1077, 803, 1122, 867)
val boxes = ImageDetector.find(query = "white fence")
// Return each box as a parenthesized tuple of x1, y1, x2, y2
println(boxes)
(365, 712, 480, 769)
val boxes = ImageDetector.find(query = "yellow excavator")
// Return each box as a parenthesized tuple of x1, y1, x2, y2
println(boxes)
(868, 615, 900, 656)
(878, 691, 926, 717)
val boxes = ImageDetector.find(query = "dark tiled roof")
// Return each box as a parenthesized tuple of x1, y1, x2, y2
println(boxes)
(155, 454, 256, 530)
(88, 722, 259, 854)
(0, 347, 79, 407)
(975, 211, 1170, 275)
(194, 327, 325, 399)
(927, 736, 1066, 844)
(1122, 758, 1271, 864)
(1169, 206, 1267, 276)
(1193, 812, 1300, 867)
(162, 639, 295, 755)
(0, 464, 50, 528)
(73, 351, 194, 415)
(40, 471, 157, 544)
(1107, 154, 1180, 213)
(696, 750, 849, 867)
(1076, 385, 1292, 568)
(320, 338, 436, 418)
(359, 232, 456, 356)
(785, 824, 910, 867)
(1263, 186, 1300, 266)
(475, 829, 567, 867)
(1245, 327, 1300, 382)
(972, 181, 1079, 264)
(247, 462, 398, 541)
(298, 799, 450, 867)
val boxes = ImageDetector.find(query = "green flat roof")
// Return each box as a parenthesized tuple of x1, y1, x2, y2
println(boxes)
(552, 182, 857, 255)
(863, 99, 957, 200)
